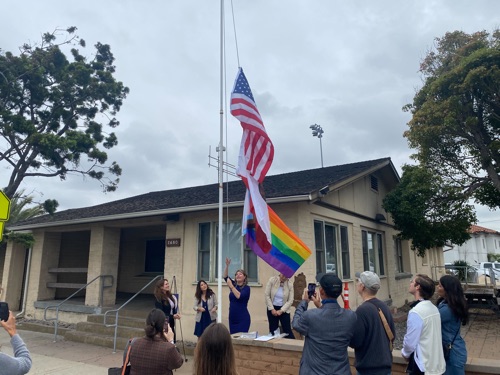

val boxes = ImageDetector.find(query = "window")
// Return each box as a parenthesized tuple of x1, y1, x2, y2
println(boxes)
(144, 239, 165, 273)
(394, 237, 404, 273)
(362, 230, 385, 275)
(197, 221, 257, 282)
(314, 220, 350, 278)
(370, 175, 379, 191)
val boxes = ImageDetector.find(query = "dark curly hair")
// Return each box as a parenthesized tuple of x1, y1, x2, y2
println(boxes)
(195, 280, 215, 303)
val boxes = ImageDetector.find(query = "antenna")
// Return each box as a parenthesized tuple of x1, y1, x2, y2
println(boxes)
(208, 146, 238, 177)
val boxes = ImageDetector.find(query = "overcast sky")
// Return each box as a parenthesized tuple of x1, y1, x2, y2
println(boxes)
(2, 1, 500, 230)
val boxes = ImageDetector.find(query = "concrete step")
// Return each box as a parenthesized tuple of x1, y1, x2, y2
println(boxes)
(64, 330, 131, 351)
(16, 322, 70, 337)
(76, 321, 143, 338)
(99, 308, 150, 320)
(87, 314, 145, 329)
(65, 329, 196, 356)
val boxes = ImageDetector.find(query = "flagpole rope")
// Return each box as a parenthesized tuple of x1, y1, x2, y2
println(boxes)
(230, 0, 241, 68)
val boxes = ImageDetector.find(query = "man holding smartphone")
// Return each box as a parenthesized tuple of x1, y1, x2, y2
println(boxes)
(292, 273, 357, 375)
(0, 309, 32, 375)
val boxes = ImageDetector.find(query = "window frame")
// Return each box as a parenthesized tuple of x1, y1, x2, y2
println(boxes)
(361, 229, 386, 276)
(197, 221, 258, 282)
(314, 220, 350, 279)
(394, 236, 404, 273)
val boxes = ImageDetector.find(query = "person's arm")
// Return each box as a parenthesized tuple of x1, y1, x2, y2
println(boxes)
(193, 297, 203, 312)
(163, 324, 183, 370)
(172, 295, 181, 319)
(349, 308, 366, 348)
(223, 257, 231, 279)
(0, 312, 32, 375)
(264, 277, 275, 311)
(237, 285, 250, 302)
(401, 311, 423, 359)
(165, 343, 184, 370)
(211, 293, 218, 312)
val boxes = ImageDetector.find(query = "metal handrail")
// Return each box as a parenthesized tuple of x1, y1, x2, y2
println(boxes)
(104, 275, 162, 353)
(44, 274, 114, 342)
(432, 265, 485, 287)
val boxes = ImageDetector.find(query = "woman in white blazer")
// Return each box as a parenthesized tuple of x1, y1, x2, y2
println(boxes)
(193, 280, 218, 339)
(265, 273, 295, 339)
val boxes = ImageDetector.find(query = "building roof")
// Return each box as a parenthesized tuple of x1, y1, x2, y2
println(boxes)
(10, 157, 396, 230)
(470, 224, 500, 235)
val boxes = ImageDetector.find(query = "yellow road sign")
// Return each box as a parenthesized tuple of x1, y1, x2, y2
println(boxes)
(0, 191, 10, 221)
(0, 191, 10, 241)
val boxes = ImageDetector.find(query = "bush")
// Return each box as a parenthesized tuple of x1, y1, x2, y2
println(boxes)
(452, 260, 470, 281)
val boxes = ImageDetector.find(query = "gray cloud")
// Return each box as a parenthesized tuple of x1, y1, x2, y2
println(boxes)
(1, 0, 499, 230)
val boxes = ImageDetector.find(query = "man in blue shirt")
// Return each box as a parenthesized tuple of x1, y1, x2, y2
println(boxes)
(292, 273, 357, 375)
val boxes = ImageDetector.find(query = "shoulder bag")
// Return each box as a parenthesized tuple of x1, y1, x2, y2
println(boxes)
(108, 338, 133, 375)
(367, 299, 394, 351)
(443, 326, 460, 361)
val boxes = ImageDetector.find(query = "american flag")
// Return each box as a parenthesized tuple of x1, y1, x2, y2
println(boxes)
(231, 68, 274, 183)
(231, 68, 274, 253)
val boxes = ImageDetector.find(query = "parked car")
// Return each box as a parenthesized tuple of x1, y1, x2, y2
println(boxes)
(474, 262, 500, 278)
(326, 263, 336, 273)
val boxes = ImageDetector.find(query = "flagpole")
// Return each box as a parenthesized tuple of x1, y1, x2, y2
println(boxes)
(217, 0, 224, 323)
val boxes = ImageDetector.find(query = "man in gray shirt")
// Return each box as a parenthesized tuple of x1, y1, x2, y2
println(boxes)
(0, 310, 32, 375)
(292, 273, 357, 375)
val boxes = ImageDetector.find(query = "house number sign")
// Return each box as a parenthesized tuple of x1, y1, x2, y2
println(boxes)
(166, 238, 181, 247)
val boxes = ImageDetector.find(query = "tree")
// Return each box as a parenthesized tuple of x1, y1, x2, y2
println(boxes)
(1, 189, 56, 248)
(383, 165, 476, 256)
(0, 27, 129, 200)
(404, 30, 500, 208)
(384, 30, 500, 256)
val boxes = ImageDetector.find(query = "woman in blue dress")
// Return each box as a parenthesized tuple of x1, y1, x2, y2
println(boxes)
(436, 275, 469, 375)
(223, 257, 251, 334)
(193, 280, 218, 339)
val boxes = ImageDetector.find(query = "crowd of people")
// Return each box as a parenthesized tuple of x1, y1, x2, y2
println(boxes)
(0, 258, 470, 375)
(119, 265, 468, 375)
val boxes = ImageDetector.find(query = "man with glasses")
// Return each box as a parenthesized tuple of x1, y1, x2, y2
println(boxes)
(292, 273, 357, 375)
(402, 274, 445, 375)
(350, 271, 395, 375)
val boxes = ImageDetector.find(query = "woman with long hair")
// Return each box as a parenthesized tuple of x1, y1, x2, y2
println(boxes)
(436, 275, 469, 375)
(193, 280, 218, 339)
(127, 308, 183, 374)
(194, 323, 238, 375)
(223, 257, 251, 334)
(154, 278, 181, 341)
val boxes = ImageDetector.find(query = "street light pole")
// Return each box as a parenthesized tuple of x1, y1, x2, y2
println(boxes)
(309, 124, 324, 168)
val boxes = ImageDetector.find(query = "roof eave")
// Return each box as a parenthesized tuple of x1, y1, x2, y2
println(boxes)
(9, 194, 312, 231)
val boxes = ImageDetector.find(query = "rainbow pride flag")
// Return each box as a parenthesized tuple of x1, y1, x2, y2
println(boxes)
(245, 206, 312, 278)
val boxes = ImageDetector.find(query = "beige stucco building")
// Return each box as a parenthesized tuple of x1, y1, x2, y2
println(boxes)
(4, 157, 445, 342)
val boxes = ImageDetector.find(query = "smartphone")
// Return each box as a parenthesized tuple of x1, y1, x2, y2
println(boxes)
(307, 283, 316, 299)
(163, 316, 170, 332)
(0, 302, 9, 322)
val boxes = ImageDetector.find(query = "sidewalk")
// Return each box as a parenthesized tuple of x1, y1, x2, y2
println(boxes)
(1, 329, 193, 374)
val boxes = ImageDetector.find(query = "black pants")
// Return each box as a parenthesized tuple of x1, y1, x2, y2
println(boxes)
(267, 305, 295, 339)
(406, 353, 424, 375)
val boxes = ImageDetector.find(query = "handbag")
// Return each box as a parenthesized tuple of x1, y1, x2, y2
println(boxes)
(443, 326, 460, 361)
(108, 338, 133, 375)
